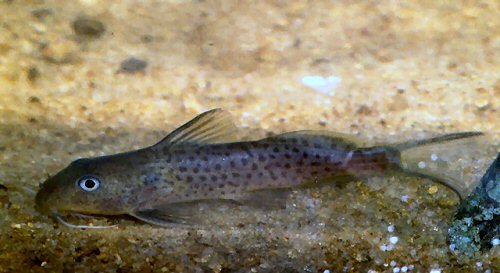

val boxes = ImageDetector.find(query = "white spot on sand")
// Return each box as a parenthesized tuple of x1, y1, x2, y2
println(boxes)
(431, 153, 438, 161)
(418, 161, 426, 169)
(301, 75, 341, 95)
(401, 195, 409, 202)
(390, 236, 399, 244)
(393, 267, 400, 273)
(388, 225, 395, 233)
(390, 261, 397, 267)
(401, 266, 408, 272)
(491, 238, 499, 246)
(429, 269, 441, 273)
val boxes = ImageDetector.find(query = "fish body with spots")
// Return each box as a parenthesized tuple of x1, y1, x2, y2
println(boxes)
(35, 109, 482, 227)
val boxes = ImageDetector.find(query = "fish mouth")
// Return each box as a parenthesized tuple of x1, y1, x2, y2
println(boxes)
(51, 209, 117, 229)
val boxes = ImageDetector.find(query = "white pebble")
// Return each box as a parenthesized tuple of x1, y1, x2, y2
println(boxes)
(476, 262, 482, 267)
(390, 261, 397, 267)
(429, 269, 441, 273)
(449, 244, 456, 251)
(418, 161, 426, 169)
(387, 225, 395, 233)
(323, 270, 331, 273)
(491, 238, 499, 246)
(301, 75, 342, 95)
(380, 245, 387, 251)
(390, 236, 399, 244)
(401, 266, 408, 272)
(393, 267, 401, 273)
(386, 244, 394, 251)
(401, 195, 409, 202)
(431, 153, 438, 161)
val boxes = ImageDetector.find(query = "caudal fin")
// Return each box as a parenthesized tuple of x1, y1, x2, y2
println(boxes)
(393, 132, 484, 200)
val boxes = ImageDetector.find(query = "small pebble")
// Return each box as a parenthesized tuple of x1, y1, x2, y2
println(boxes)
(491, 238, 499, 246)
(120, 57, 148, 73)
(418, 161, 426, 169)
(431, 153, 438, 161)
(393, 267, 400, 273)
(429, 269, 441, 273)
(41, 39, 79, 63)
(400, 195, 408, 202)
(428, 186, 438, 195)
(73, 16, 106, 38)
(388, 225, 395, 233)
(389, 236, 399, 244)
(401, 266, 408, 272)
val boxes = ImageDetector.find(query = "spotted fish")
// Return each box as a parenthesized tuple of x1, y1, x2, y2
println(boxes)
(35, 109, 482, 228)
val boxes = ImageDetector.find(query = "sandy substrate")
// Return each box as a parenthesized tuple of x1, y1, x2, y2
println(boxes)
(0, 0, 499, 272)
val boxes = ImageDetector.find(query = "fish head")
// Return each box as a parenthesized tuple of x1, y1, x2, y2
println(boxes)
(35, 157, 132, 217)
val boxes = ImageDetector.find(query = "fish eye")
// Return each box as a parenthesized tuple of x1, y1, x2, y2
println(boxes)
(77, 176, 101, 192)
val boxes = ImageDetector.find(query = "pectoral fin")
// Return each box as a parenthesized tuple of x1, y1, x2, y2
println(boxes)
(131, 199, 240, 227)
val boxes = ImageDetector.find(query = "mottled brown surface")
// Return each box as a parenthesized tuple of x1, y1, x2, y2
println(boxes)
(0, 0, 499, 272)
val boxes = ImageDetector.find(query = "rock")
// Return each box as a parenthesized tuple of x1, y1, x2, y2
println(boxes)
(119, 57, 148, 73)
(31, 8, 53, 20)
(72, 16, 106, 38)
(448, 153, 500, 256)
(41, 39, 79, 64)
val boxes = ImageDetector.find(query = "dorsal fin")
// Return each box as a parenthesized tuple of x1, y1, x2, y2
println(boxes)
(152, 109, 239, 150)
(266, 130, 363, 148)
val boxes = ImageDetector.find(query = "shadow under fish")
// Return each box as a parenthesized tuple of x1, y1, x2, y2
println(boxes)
(35, 109, 484, 228)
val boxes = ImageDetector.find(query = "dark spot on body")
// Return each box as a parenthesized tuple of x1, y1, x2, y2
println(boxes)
(200, 175, 207, 181)
(232, 173, 240, 178)
(284, 163, 291, 169)
(186, 176, 193, 183)
(211, 175, 218, 182)
(246, 173, 252, 179)
(258, 154, 266, 162)
(193, 167, 199, 174)
(303, 152, 309, 159)
(241, 158, 248, 166)
(273, 147, 280, 153)
(215, 164, 221, 171)
(179, 166, 187, 172)
(251, 163, 258, 170)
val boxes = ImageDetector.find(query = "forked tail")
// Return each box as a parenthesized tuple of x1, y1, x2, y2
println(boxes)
(390, 132, 484, 200)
